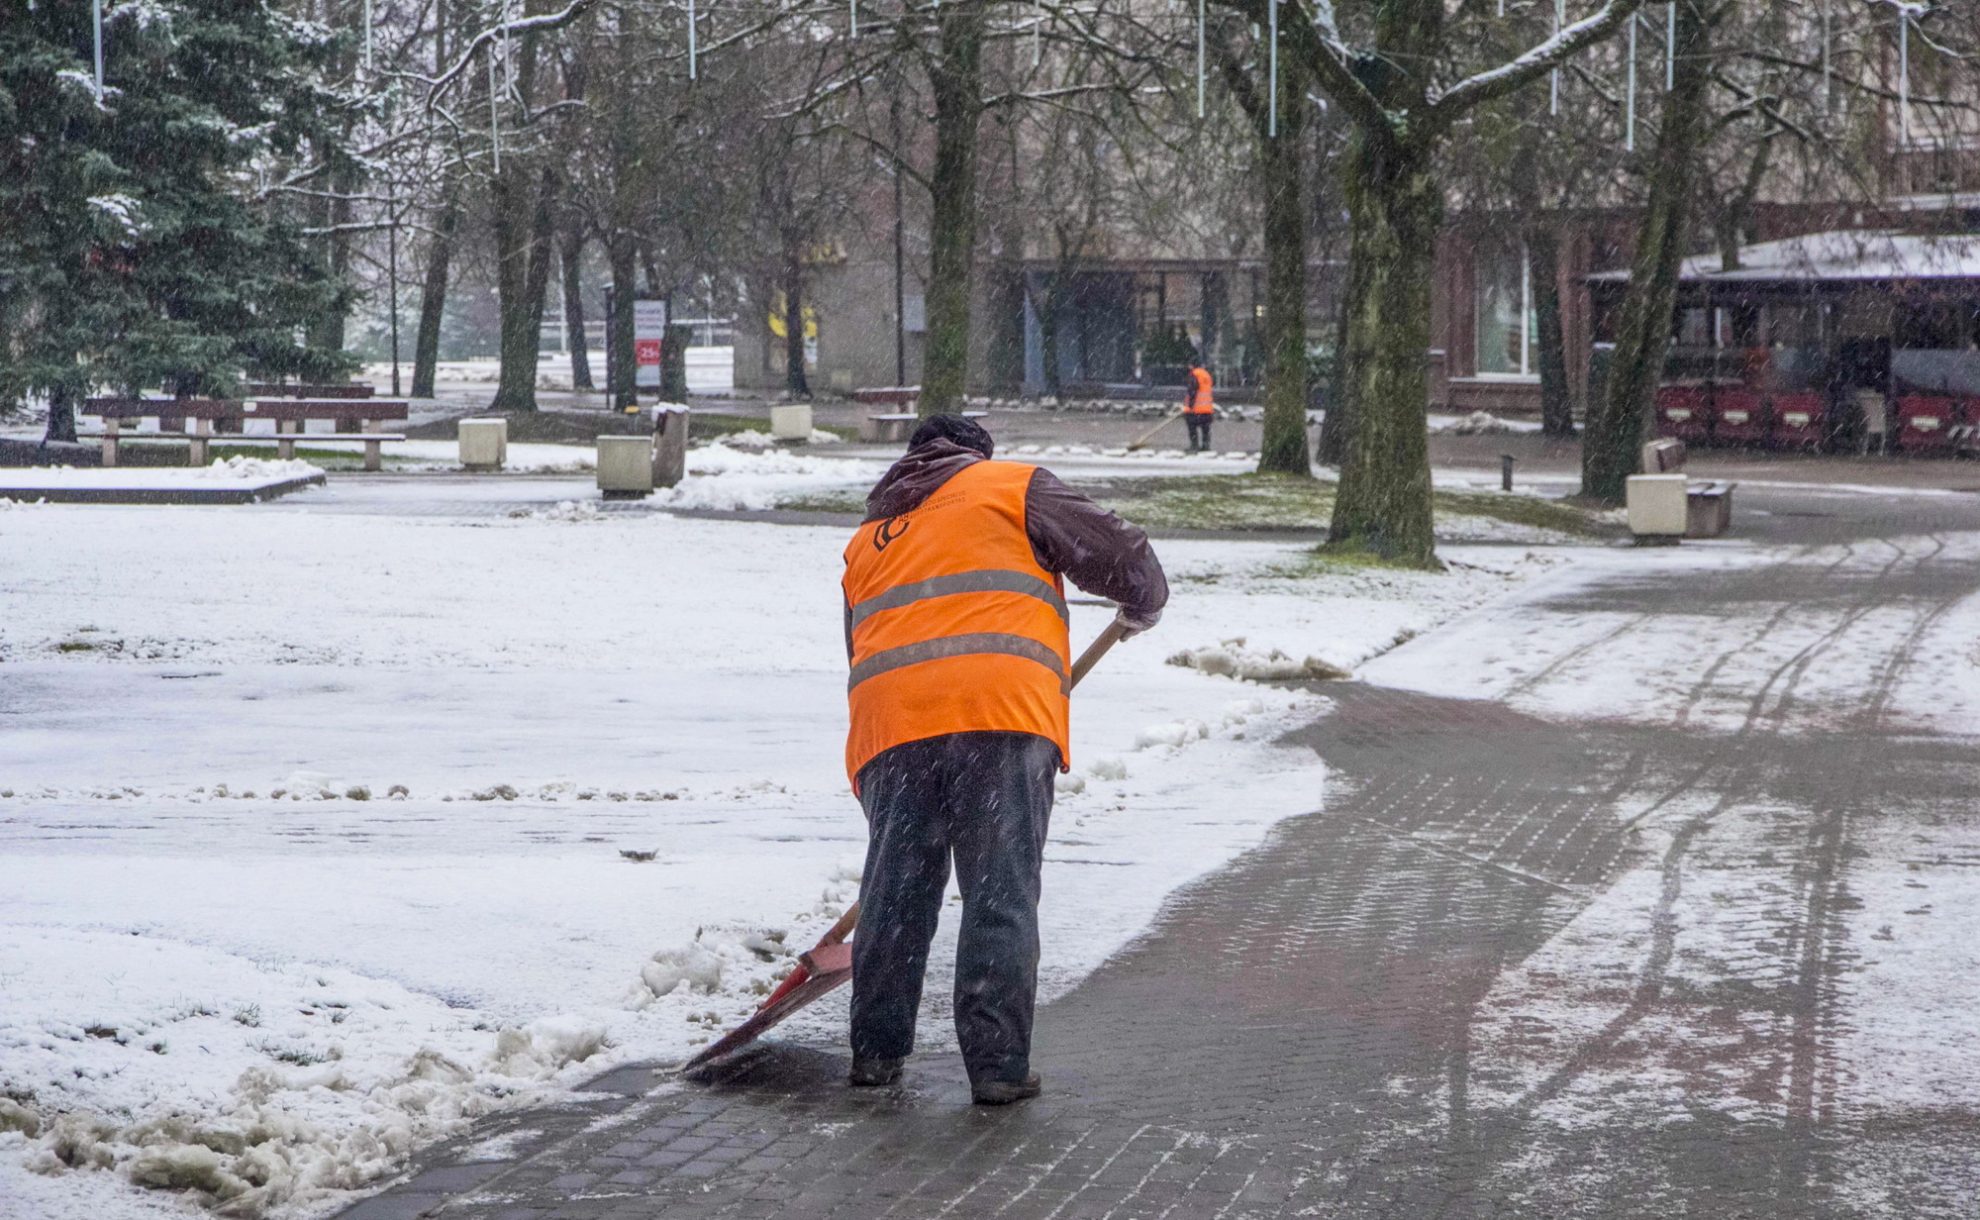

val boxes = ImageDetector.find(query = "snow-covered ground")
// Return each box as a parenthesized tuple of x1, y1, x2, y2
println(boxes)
(0, 449, 1577, 1219)
(1361, 522, 1980, 1199)
(0, 458, 325, 504)
(1364, 532, 1980, 736)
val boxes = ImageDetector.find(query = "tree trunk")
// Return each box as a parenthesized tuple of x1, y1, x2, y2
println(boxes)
(662, 320, 691, 400)
(918, 3, 985, 417)
(607, 230, 639, 410)
(411, 197, 457, 399)
(1528, 226, 1577, 438)
(1315, 295, 1352, 465)
(522, 171, 558, 357)
(1257, 55, 1311, 477)
(490, 168, 556, 412)
(303, 140, 343, 356)
(44, 383, 77, 445)
(560, 224, 594, 390)
(1038, 280, 1062, 398)
(1327, 133, 1441, 567)
(1582, 0, 1714, 504)
(411, 0, 457, 401)
(783, 243, 811, 398)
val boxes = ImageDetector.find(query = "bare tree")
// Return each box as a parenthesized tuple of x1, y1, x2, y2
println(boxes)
(1207, 0, 1648, 565)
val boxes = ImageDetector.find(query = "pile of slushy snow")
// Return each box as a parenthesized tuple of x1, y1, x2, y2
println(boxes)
(0, 927, 610, 1219)
(655, 439, 878, 512)
(517, 499, 604, 524)
(1167, 638, 1353, 682)
(194, 457, 323, 481)
(1439, 411, 1512, 435)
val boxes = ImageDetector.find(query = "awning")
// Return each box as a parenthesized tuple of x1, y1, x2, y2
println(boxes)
(1587, 229, 1980, 285)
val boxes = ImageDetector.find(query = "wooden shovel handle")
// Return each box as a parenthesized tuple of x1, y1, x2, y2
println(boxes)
(818, 901, 861, 948)
(1069, 618, 1129, 690)
(831, 622, 1128, 945)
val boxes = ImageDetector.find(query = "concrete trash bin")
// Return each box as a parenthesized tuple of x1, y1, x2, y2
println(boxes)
(459, 418, 508, 471)
(653, 404, 688, 488)
(597, 435, 654, 499)
(771, 403, 813, 441)
(1626, 474, 1688, 541)
(1686, 482, 1735, 538)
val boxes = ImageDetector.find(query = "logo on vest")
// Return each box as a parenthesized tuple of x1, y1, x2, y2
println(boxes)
(874, 516, 911, 552)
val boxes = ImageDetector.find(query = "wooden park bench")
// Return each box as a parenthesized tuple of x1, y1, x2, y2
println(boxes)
(83, 396, 409, 471)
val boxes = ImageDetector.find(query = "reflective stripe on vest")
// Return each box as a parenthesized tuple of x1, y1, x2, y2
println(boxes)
(848, 631, 1069, 693)
(847, 570, 1068, 630)
(842, 460, 1071, 788)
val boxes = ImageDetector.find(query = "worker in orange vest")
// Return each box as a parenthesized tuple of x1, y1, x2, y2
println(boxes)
(842, 414, 1168, 1104)
(1184, 363, 1215, 452)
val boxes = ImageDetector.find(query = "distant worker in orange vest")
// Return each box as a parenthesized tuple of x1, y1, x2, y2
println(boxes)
(842, 414, 1168, 1104)
(1184, 363, 1215, 452)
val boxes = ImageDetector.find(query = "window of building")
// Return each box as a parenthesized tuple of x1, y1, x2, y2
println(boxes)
(1476, 245, 1538, 378)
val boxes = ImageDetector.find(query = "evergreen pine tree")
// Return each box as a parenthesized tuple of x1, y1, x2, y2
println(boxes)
(0, 0, 352, 445)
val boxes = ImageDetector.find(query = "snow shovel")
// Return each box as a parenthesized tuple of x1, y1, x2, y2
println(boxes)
(1125, 408, 1185, 452)
(679, 619, 1130, 1073)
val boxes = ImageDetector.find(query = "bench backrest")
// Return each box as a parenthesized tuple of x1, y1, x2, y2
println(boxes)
(244, 383, 376, 399)
(1641, 438, 1687, 474)
(82, 397, 407, 422)
(246, 399, 409, 420)
(84, 398, 239, 419)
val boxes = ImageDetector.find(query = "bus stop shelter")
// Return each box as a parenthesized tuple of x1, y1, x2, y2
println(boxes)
(1588, 229, 1980, 453)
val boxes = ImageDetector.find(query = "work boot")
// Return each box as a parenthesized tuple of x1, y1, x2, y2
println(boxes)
(849, 1057, 903, 1087)
(971, 1073, 1042, 1105)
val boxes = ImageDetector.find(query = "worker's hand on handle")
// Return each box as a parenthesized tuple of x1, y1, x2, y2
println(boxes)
(1111, 606, 1161, 640)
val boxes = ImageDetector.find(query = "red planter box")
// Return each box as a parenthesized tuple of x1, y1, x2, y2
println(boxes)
(1770, 392, 1826, 450)
(1713, 388, 1771, 446)
(1897, 395, 1961, 454)
(1655, 385, 1713, 444)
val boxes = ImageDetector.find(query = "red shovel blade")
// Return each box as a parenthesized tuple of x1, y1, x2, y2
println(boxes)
(679, 956, 853, 1072)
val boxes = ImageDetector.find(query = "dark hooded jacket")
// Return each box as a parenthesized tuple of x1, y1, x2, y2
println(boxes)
(845, 438, 1168, 654)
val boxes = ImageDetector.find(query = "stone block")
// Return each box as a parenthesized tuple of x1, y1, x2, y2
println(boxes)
(459, 418, 508, 471)
(770, 404, 813, 441)
(598, 435, 654, 498)
(1626, 473, 1688, 539)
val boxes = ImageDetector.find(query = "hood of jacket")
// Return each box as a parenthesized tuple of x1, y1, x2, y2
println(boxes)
(863, 438, 985, 521)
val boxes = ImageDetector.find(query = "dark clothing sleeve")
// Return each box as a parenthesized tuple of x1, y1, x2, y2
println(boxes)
(1023, 467, 1169, 623)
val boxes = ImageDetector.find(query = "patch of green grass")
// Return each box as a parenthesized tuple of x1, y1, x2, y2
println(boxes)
(1095, 473, 1334, 532)
(689, 412, 775, 439)
(777, 491, 866, 515)
(1092, 472, 1612, 540)
(1261, 547, 1429, 579)
(211, 444, 413, 468)
(1435, 489, 1612, 537)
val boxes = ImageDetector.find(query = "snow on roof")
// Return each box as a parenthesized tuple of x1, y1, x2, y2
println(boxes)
(1588, 230, 1980, 285)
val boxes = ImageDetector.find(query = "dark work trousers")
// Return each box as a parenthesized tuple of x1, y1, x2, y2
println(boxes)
(1185, 413, 1212, 451)
(851, 731, 1059, 1086)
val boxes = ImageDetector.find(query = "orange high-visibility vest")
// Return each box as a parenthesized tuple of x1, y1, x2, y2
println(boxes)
(842, 460, 1071, 788)
(1185, 366, 1215, 414)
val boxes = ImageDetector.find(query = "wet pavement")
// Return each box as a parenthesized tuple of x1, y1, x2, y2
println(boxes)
(338, 485, 1980, 1220)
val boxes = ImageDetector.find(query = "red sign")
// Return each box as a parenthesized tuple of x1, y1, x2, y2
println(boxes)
(634, 339, 662, 366)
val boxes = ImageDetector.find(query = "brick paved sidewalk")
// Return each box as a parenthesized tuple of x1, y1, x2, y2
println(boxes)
(342, 487, 1980, 1220)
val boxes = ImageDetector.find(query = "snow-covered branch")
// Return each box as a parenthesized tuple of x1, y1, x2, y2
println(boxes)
(1211, 0, 1392, 140)
(1430, 0, 1652, 120)
(425, 0, 600, 108)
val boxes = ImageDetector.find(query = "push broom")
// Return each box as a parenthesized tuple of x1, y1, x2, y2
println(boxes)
(1124, 408, 1185, 452)
(680, 619, 1129, 1072)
